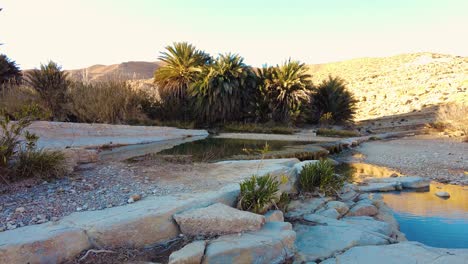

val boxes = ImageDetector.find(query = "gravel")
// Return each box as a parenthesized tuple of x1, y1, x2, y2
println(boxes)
(338, 135, 467, 185)
(0, 157, 210, 231)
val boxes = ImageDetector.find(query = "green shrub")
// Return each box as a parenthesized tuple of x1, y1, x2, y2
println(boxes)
(26, 61, 71, 120)
(0, 54, 22, 85)
(298, 159, 345, 195)
(0, 105, 66, 182)
(238, 174, 280, 214)
(0, 84, 51, 118)
(310, 76, 357, 124)
(13, 149, 66, 180)
(316, 128, 360, 137)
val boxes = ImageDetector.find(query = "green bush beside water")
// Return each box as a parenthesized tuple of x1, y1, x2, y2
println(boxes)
(298, 159, 347, 195)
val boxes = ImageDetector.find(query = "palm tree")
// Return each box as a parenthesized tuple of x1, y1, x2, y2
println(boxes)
(154, 42, 210, 120)
(258, 60, 313, 124)
(310, 76, 357, 124)
(191, 53, 256, 124)
(26, 61, 70, 120)
(0, 54, 22, 86)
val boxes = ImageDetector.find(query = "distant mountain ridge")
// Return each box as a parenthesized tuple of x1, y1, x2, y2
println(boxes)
(66, 61, 162, 82)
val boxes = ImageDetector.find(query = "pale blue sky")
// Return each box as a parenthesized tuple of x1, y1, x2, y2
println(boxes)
(1, 0, 467, 69)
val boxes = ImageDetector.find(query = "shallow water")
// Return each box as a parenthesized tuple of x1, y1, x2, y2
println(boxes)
(338, 162, 468, 248)
(157, 137, 310, 162)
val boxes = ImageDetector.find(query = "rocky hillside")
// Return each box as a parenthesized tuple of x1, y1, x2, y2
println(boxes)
(308, 53, 467, 121)
(67, 61, 162, 82)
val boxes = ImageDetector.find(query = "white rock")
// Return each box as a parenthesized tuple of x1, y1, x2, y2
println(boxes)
(322, 241, 468, 264)
(347, 202, 378, 217)
(169, 240, 206, 264)
(318, 208, 340, 219)
(15, 207, 25, 214)
(363, 176, 430, 189)
(358, 182, 399, 192)
(173, 203, 265, 236)
(203, 222, 295, 264)
(325, 201, 349, 216)
(285, 198, 330, 220)
(435, 191, 450, 198)
(264, 210, 284, 222)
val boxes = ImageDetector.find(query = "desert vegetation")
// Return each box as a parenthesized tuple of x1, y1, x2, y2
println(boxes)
(0, 105, 66, 183)
(0, 43, 359, 130)
(298, 159, 347, 195)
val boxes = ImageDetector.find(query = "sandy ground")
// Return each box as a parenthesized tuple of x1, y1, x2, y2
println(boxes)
(26, 121, 208, 149)
(342, 135, 467, 185)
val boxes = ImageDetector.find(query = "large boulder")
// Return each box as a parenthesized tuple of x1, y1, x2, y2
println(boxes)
(295, 218, 390, 262)
(347, 200, 379, 217)
(0, 224, 91, 264)
(358, 182, 400, 192)
(173, 203, 265, 236)
(202, 222, 295, 264)
(321, 242, 468, 264)
(324, 201, 350, 216)
(169, 240, 206, 264)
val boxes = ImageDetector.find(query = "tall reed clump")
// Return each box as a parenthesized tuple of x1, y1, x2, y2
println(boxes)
(68, 81, 147, 124)
(298, 159, 346, 195)
(0, 84, 51, 118)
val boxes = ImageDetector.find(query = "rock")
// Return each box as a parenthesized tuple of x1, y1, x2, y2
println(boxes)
(264, 210, 284, 222)
(15, 207, 25, 214)
(285, 198, 330, 220)
(372, 200, 406, 241)
(324, 201, 349, 216)
(128, 194, 142, 203)
(169, 240, 206, 264)
(173, 203, 265, 236)
(390, 173, 398, 178)
(318, 208, 340, 219)
(294, 220, 389, 262)
(342, 216, 393, 237)
(347, 202, 378, 217)
(0, 224, 91, 264)
(435, 191, 450, 198)
(363, 176, 430, 189)
(293, 160, 319, 175)
(63, 148, 99, 172)
(203, 222, 295, 264)
(322, 241, 468, 264)
(358, 182, 399, 192)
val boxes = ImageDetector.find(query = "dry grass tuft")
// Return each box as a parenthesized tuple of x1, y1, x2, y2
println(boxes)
(435, 103, 468, 139)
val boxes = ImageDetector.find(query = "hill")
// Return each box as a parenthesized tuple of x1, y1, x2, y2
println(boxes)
(67, 61, 162, 82)
(307, 53, 467, 122)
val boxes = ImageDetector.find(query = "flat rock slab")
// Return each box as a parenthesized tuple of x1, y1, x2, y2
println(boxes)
(29, 121, 208, 149)
(347, 201, 379, 217)
(169, 240, 206, 264)
(0, 224, 91, 264)
(321, 242, 468, 264)
(358, 182, 400, 192)
(363, 176, 430, 189)
(295, 215, 392, 262)
(0, 185, 240, 264)
(173, 203, 265, 236)
(202, 222, 296, 264)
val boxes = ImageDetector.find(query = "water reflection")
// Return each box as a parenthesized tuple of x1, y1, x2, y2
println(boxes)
(338, 161, 468, 248)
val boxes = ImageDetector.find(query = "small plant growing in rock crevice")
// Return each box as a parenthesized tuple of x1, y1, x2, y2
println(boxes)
(237, 174, 280, 214)
(298, 159, 345, 195)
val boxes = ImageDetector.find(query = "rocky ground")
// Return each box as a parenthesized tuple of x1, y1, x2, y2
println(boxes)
(0, 157, 296, 232)
(338, 135, 467, 185)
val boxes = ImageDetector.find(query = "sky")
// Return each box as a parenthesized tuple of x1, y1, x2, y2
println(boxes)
(1, 0, 467, 69)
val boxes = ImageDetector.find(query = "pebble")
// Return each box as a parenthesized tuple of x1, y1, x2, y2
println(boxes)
(435, 191, 450, 198)
(128, 194, 141, 203)
(15, 207, 26, 214)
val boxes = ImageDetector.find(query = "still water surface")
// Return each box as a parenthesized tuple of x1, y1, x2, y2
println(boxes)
(338, 162, 468, 248)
